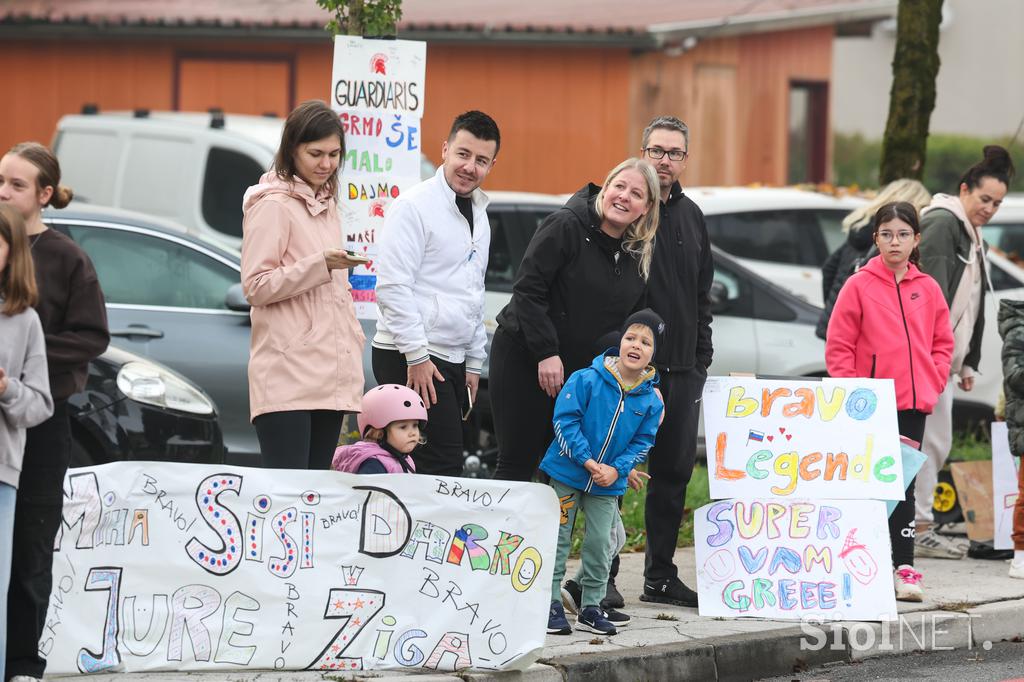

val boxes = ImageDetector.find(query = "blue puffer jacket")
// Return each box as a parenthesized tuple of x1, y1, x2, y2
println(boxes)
(539, 351, 663, 496)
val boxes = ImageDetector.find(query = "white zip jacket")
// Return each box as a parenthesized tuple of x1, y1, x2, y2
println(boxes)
(372, 167, 490, 372)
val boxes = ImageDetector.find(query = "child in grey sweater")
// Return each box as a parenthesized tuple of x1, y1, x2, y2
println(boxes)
(0, 204, 53, 681)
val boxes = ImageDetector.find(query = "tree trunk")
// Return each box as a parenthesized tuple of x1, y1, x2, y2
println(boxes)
(346, 0, 364, 35)
(878, 0, 943, 184)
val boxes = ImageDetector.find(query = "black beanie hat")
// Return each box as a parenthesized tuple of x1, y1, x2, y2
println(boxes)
(620, 308, 666, 355)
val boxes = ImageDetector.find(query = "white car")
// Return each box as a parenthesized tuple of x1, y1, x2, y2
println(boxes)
(697, 187, 1024, 414)
(687, 186, 867, 306)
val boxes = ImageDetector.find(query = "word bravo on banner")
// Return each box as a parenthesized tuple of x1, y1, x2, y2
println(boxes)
(45, 463, 558, 674)
(701, 377, 905, 500)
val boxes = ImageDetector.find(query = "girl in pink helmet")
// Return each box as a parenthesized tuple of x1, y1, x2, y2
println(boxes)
(332, 384, 428, 474)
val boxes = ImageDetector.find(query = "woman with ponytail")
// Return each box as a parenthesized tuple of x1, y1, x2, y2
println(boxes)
(0, 142, 108, 681)
(913, 145, 1016, 559)
(826, 200, 954, 602)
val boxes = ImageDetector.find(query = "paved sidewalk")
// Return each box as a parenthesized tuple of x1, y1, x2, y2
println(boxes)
(46, 544, 1024, 681)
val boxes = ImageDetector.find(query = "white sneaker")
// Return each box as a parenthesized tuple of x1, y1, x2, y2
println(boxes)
(915, 529, 966, 559)
(894, 564, 924, 602)
(1009, 559, 1024, 580)
(10, 676, 44, 682)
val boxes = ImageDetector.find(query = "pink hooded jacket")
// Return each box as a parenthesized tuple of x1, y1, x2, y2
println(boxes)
(826, 256, 954, 413)
(241, 172, 365, 420)
(332, 440, 416, 474)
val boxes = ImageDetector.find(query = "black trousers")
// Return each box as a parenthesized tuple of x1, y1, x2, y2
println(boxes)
(644, 366, 706, 582)
(892, 409, 926, 567)
(373, 347, 466, 477)
(253, 410, 343, 470)
(490, 330, 556, 482)
(7, 401, 71, 680)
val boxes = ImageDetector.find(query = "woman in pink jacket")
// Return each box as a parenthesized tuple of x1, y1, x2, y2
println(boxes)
(241, 100, 366, 469)
(826, 200, 954, 603)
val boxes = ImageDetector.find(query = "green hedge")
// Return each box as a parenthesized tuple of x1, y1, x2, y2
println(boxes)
(834, 132, 1023, 193)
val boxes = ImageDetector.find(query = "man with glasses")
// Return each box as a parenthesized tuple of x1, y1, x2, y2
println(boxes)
(636, 116, 713, 608)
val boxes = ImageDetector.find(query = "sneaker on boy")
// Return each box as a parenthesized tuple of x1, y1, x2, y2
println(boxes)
(1009, 558, 1024, 580)
(603, 607, 631, 627)
(560, 579, 582, 615)
(915, 529, 966, 559)
(577, 606, 617, 636)
(547, 601, 572, 635)
(640, 576, 699, 608)
(893, 564, 924, 602)
(562, 576, 626, 614)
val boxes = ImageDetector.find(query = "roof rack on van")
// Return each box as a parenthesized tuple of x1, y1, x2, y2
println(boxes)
(81, 103, 99, 115)
(209, 108, 225, 129)
(133, 109, 150, 119)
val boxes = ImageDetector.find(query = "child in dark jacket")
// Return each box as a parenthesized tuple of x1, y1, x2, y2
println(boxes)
(541, 310, 664, 636)
(332, 384, 426, 474)
(997, 299, 1024, 579)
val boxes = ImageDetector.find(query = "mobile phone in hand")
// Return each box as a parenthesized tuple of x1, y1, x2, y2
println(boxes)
(345, 250, 371, 264)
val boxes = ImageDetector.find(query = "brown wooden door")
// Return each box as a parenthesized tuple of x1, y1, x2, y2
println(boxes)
(175, 56, 293, 116)
(693, 64, 738, 186)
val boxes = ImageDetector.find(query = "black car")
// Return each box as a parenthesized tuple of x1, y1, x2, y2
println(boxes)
(70, 346, 225, 467)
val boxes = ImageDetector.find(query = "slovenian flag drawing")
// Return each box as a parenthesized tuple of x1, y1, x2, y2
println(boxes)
(747, 429, 764, 444)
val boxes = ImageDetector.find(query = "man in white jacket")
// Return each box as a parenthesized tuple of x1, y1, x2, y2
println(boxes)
(372, 111, 500, 476)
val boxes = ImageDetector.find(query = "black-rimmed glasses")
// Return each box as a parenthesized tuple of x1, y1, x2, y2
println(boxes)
(643, 147, 688, 161)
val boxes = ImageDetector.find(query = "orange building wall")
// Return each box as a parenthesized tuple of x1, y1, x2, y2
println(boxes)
(629, 26, 833, 186)
(0, 28, 830, 192)
(420, 45, 633, 193)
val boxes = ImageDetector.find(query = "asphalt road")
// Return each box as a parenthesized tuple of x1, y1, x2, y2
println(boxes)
(759, 639, 1024, 681)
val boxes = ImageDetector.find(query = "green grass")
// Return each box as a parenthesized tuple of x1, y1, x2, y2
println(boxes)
(949, 428, 993, 462)
(569, 464, 712, 556)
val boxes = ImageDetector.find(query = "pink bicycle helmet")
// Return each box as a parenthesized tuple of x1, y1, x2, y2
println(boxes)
(358, 384, 429, 436)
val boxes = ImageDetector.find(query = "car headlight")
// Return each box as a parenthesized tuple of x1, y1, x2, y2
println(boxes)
(116, 361, 215, 415)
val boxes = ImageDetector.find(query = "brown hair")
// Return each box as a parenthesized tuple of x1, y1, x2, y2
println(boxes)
(8, 141, 74, 209)
(873, 201, 922, 266)
(273, 100, 346, 197)
(960, 145, 1015, 192)
(0, 204, 38, 315)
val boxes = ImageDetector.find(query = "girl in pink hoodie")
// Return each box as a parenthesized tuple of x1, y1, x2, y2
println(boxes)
(826, 201, 954, 603)
(241, 101, 368, 470)
(332, 384, 428, 475)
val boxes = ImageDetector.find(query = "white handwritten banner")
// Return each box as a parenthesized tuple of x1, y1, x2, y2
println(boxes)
(332, 36, 427, 320)
(702, 377, 904, 500)
(695, 499, 897, 621)
(44, 463, 558, 674)
(991, 422, 1021, 550)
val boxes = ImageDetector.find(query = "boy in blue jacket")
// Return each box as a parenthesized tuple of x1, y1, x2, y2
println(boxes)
(541, 310, 665, 636)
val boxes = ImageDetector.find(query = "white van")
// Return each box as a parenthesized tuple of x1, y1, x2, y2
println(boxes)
(52, 109, 434, 252)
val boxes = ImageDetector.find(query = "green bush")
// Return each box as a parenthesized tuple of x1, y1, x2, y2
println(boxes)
(833, 132, 1024, 193)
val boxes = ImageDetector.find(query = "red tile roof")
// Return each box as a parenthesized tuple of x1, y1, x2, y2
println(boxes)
(1, 0, 896, 38)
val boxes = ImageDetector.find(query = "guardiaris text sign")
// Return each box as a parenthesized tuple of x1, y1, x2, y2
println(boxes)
(702, 377, 905, 500)
(45, 463, 558, 674)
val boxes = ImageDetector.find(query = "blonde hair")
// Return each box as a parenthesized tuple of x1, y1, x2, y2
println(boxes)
(593, 158, 660, 279)
(842, 178, 931, 233)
